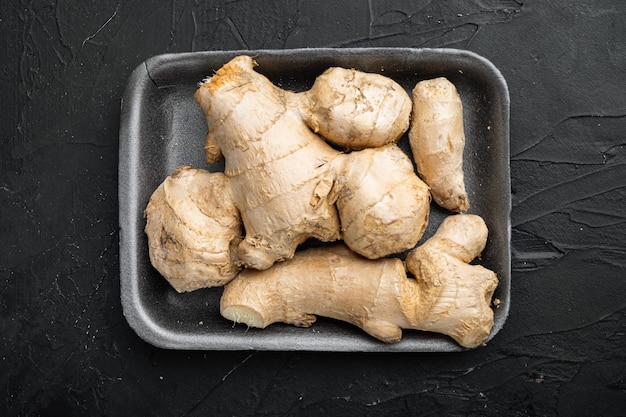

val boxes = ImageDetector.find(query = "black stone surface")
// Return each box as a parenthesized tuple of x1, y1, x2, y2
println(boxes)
(1, 1, 625, 415)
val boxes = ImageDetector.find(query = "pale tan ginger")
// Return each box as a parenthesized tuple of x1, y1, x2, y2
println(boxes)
(333, 144, 431, 259)
(195, 56, 343, 271)
(409, 77, 470, 212)
(195, 56, 430, 269)
(405, 214, 498, 347)
(300, 67, 412, 150)
(144, 166, 243, 292)
(221, 244, 415, 343)
(221, 214, 498, 348)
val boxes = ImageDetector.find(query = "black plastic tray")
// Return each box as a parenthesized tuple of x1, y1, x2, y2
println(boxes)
(119, 48, 510, 351)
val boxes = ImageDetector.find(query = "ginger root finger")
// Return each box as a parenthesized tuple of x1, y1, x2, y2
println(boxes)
(221, 214, 498, 348)
(195, 56, 343, 270)
(333, 144, 431, 259)
(409, 77, 469, 212)
(220, 244, 416, 343)
(144, 166, 243, 292)
(405, 214, 498, 348)
(300, 67, 412, 150)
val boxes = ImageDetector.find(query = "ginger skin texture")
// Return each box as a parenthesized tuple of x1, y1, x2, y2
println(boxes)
(195, 56, 343, 271)
(221, 214, 498, 348)
(409, 77, 469, 212)
(334, 144, 431, 259)
(221, 244, 415, 344)
(300, 67, 412, 150)
(405, 214, 498, 348)
(194, 56, 430, 269)
(144, 166, 243, 292)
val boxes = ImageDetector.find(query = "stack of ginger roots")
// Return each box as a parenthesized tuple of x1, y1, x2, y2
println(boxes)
(144, 55, 499, 349)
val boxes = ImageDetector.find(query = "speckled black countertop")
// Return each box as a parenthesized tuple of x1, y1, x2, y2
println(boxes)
(2, 1, 625, 416)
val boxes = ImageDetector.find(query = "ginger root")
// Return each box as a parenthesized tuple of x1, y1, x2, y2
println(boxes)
(405, 214, 498, 348)
(300, 67, 412, 150)
(144, 166, 242, 292)
(333, 144, 430, 259)
(195, 56, 343, 270)
(409, 77, 469, 212)
(221, 214, 498, 348)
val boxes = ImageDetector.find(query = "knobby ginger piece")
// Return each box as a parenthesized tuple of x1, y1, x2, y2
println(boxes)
(144, 166, 243, 292)
(409, 77, 469, 212)
(221, 214, 498, 348)
(221, 244, 415, 343)
(333, 144, 430, 259)
(195, 56, 343, 270)
(405, 214, 498, 347)
(300, 67, 412, 150)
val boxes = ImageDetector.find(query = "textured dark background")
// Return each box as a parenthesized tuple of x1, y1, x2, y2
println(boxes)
(2, 1, 625, 416)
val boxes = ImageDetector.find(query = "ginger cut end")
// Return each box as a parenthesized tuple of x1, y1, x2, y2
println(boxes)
(194, 56, 258, 123)
(221, 305, 266, 329)
(196, 56, 257, 99)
